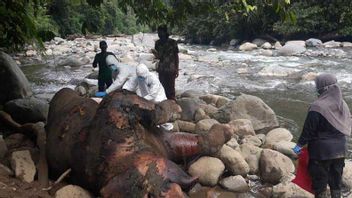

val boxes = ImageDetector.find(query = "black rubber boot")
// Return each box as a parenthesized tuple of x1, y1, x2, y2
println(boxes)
(330, 190, 341, 198)
(315, 190, 329, 198)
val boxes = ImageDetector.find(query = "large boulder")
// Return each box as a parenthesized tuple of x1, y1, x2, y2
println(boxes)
(4, 98, 49, 124)
(0, 52, 32, 105)
(272, 141, 296, 157)
(277, 43, 306, 56)
(176, 120, 196, 133)
(195, 119, 219, 134)
(323, 40, 341, 48)
(212, 94, 279, 132)
(259, 149, 295, 184)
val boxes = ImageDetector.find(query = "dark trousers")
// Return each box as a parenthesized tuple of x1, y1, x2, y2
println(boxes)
(308, 158, 345, 195)
(158, 72, 176, 100)
(98, 78, 112, 92)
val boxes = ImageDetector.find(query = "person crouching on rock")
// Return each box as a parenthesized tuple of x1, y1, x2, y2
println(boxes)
(92, 40, 115, 92)
(293, 73, 351, 198)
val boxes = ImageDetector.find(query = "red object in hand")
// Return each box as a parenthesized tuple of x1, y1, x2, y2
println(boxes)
(292, 147, 314, 193)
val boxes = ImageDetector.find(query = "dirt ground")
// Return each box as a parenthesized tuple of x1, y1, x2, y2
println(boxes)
(0, 175, 52, 198)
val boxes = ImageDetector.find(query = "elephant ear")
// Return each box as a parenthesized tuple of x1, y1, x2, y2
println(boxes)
(154, 100, 181, 125)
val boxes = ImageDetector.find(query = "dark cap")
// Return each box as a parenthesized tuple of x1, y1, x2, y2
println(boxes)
(99, 40, 107, 47)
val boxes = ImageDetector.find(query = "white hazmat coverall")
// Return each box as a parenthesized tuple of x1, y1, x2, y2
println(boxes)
(105, 55, 137, 94)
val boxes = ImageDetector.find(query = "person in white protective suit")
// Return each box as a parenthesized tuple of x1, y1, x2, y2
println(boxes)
(135, 64, 167, 103)
(105, 55, 137, 94)
(133, 64, 173, 130)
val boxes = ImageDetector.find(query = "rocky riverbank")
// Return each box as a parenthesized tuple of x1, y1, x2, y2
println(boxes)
(1, 33, 352, 197)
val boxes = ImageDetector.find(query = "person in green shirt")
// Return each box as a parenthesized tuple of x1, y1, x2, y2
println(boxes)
(92, 41, 115, 92)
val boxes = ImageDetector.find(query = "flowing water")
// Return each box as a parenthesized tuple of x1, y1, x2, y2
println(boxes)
(21, 43, 352, 159)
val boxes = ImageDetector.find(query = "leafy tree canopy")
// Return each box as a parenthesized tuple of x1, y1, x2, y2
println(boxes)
(0, 0, 291, 51)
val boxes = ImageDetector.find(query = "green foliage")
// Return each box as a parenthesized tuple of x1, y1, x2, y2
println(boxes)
(0, 1, 43, 51)
(274, 1, 352, 38)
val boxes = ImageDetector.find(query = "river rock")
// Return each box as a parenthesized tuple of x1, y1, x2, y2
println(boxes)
(261, 42, 272, 49)
(55, 185, 92, 198)
(230, 39, 240, 46)
(241, 135, 262, 147)
(10, 150, 36, 183)
(180, 90, 205, 98)
(200, 104, 218, 116)
(272, 182, 313, 198)
(54, 37, 66, 45)
(252, 38, 267, 47)
(226, 138, 239, 150)
(57, 55, 90, 67)
(195, 119, 219, 134)
(285, 40, 306, 47)
(277, 43, 306, 56)
(323, 40, 341, 48)
(264, 128, 293, 148)
(5, 133, 35, 150)
(272, 141, 296, 157)
(343, 161, 352, 190)
(194, 108, 210, 122)
(240, 144, 262, 174)
(219, 175, 249, 192)
(239, 42, 257, 51)
(0, 163, 14, 176)
(200, 94, 219, 105)
(216, 96, 230, 108)
(342, 42, 352, 47)
(305, 38, 323, 47)
(259, 149, 295, 184)
(0, 52, 32, 105)
(274, 41, 282, 49)
(228, 119, 256, 137)
(217, 145, 250, 176)
(212, 94, 279, 132)
(4, 98, 49, 124)
(177, 98, 204, 121)
(176, 120, 196, 133)
(188, 156, 225, 186)
(260, 49, 273, 56)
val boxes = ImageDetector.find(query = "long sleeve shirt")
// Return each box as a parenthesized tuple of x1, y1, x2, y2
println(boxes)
(298, 111, 346, 160)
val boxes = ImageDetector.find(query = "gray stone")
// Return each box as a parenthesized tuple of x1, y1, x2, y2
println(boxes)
(217, 145, 250, 176)
(252, 38, 267, 47)
(274, 41, 282, 49)
(261, 42, 272, 49)
(240, 144, 262, 174)
(230, 39, 240, 46)
(241, 135, 262, 147)
(272, 182, 313, 198)
(177, 98, 204, 121)
(228, 119, 256, 137)
(176, 120, 196, 133)
(258, 65, 300, 77)
(10, 150, 36, 183)
(219, 175, 249, 192)
(212, 94, 279, 132)
(200, 104, 218, 116)
(278, 43, 306, 56)
(55, 185, 92, 198)
(4, 97, 49, 124)
(0, 52, 32, 105)
(239, 42, 257, 51)
(342, 42, 352, 47)
(188, 156, 225, 186)
(305, 38, 323, 47)
(264, 128, 293, 148)
(200, 94, 219, 105)
(323, 40, 341, 48)
(226, 138, 239, 150)
(343, 161, 352, 190)
(285, 40, 306, 47)
(260, 149, 295, 184)
(195, 119, 219, 134)
(272, 141, 296, 157)
(194, 108, 209, 122)
(57, 55, 90, 67)
(216, 96, 230, 108)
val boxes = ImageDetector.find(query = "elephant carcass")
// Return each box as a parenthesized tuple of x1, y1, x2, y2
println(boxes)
(46, 88, 232, 197)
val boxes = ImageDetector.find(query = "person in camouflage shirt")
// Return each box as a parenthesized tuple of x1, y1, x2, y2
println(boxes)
(152, 25, 179, 100)
(92, 41, 115, 92)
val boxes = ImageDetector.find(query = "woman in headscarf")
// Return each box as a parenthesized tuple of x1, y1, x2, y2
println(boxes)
(293, 73, 351, 198)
